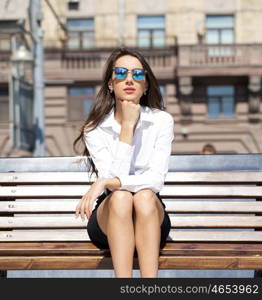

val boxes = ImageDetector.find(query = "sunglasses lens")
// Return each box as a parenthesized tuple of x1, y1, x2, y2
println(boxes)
(114, 67, 127, 79)
(114, 67, 145, 80)
(133, 69, 145, 81)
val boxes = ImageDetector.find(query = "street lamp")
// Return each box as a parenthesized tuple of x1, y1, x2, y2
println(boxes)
(9, 0, 45, 156)
(10, 43, 35, 152)
(11, 44, 34, 79)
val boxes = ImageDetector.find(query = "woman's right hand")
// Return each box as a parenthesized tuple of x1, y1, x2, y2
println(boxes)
(75, 178, 106, 220)
(120, 100, 141, 127)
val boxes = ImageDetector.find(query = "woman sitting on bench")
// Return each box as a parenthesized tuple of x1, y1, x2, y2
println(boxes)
(74, 47, 174, 278)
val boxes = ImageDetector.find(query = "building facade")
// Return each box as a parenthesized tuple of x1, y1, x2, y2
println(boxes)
(0, 0, 262, 157)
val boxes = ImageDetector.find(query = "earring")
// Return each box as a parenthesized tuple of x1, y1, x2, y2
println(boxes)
(144, 91, 147, 95)
(109, 88, 113, 93)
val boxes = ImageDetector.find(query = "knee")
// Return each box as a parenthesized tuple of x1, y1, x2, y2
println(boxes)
(133, 189, 158, 217)
(108, 190, 133, 218)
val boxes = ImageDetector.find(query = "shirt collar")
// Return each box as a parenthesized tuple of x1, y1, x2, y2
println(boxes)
(100, 105, 154, 134)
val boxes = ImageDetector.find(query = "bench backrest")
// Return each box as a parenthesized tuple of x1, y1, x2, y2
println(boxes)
(0, 154, 262, 244)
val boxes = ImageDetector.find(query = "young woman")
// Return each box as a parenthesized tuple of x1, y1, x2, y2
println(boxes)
(74, 48, 174, 278)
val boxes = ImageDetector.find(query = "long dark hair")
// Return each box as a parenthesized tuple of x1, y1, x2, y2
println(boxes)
(73, 47, 164, 179)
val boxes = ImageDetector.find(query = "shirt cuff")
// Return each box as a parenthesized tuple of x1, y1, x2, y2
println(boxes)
(117, 173, 163, 193)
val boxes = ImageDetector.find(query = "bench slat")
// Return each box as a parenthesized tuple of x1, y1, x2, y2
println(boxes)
(165, 201, 262, 213)
(171, 216, 262, 228)
(0, 172, 93, 184)
(1, 171, 262, 183)
(1, 185, 262, 198)
(0, 230, 262, 242)
(0, 255, 262, 270)
(1, 242, 261, 256)
(0, 216, 262, 229)
(1, 242, 262, 270)
(1, 200, 262, 213)
(0, 201, 78, 213)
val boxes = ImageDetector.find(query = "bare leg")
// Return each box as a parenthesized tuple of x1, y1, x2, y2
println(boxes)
(96, 190, 135, 277)
(133, 189, 165, 278)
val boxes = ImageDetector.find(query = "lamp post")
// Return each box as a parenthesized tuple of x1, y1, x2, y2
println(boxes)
(10, 42, 34, 152)
(9, 0, 45, 156)
(29, 0, 45, 157)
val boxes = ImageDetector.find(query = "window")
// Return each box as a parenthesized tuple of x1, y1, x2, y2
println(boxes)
(137, 16, 165, 48)
(205, 15, 234, 56)
(0, 88, 9, 123)
(67, 0, 79, 10)
(68, 86, 95, 121)
(0, 20, 19, 51)
(205, 15, 234, 44)
(159, 85, 167, 107)
(66, 18, 94, 49)
(0, 34, 10, 50)
(207, 86, 235, 119)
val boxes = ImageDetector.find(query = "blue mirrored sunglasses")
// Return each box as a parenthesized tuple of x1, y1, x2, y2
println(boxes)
(113, 67, 146, 81)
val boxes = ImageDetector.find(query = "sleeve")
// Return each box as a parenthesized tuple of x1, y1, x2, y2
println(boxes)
(117, 114, 175, 193)
(84, 128, 135, 181)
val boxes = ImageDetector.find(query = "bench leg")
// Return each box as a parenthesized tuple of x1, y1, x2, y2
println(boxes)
(254, 194, 262, 278)
(0, 270, 7, 278)
(254, 270, 262, 278)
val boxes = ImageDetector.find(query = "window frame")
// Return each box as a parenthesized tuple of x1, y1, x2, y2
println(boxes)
(205, 15, 235, 45)
(206, 85, 235, 119)
(67, 86, 96, 122)
(66, 18, 95, 49)
(137, 15, 165, 48)
(0, 87, 9, 123)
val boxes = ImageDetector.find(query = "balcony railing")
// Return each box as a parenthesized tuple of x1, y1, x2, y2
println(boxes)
(61, 42, 262, 71)
(178, 44, 262, 67)
(3, 40, 262, 82)
(61, 47, 176, 70)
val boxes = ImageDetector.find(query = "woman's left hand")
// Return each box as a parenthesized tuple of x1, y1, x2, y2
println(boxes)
(75, 178, 107, 221)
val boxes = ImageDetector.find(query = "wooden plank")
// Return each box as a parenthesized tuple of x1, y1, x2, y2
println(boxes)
(161, 242, 262, 256)
(0, 230, 262, 242)
(158, 256, 262, 270)
(165, 171, 262, 184)
(0, 200, 79, 213)
(0, 185, 90, 198)
(1, 242, 262, 256)
(1, 185, 262, 198)
(0, 255, 262, 270)
(1, 200, 262, 213)
(170, 216, 262, 228)
(165, 201, 262, 213)
(0, 242, 102, 256)
(0, 216, 87, 228)
(0, 256, 114, 270)
(1, 171, 262, 184)
(0, 172, 94, 184)
(0, 230, 88, 241)
(1, 216, 262, 229)
(170, 230, 262, 242)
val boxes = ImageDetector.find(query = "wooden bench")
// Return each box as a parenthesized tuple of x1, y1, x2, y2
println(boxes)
(0, 155, 262, 276)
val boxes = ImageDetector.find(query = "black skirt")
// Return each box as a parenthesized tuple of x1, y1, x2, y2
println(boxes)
(87, 189, 171, 250)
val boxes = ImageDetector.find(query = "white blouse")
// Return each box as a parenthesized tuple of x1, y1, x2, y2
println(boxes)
(84, 105, 174, 193)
